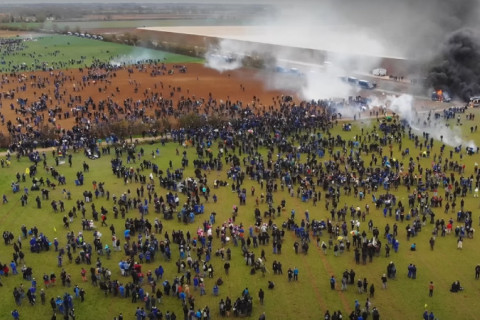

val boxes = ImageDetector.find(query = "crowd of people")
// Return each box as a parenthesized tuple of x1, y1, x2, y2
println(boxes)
(0, 48, 478, 320)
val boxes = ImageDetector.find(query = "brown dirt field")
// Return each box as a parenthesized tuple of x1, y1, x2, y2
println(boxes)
(0, 30, 26, 37)
(0, 63, 294, 134)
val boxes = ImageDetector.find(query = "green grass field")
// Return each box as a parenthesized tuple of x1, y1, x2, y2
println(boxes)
(0, 112, 479, 320)
(0, 35, 202, 72)
(0, 22, 43, 31)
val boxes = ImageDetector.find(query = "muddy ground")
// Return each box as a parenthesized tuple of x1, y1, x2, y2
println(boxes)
(0, 63, 300, 133)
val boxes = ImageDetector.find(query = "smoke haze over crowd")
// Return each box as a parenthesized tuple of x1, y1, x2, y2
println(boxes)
(203, 0, 480, 96)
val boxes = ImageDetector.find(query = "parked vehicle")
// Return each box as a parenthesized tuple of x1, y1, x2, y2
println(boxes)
(372, 68, 387, 76)
(469, 96, 480, 107)
(358, 79, 376, 89)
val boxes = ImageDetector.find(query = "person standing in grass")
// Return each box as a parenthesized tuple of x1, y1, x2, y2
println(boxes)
(50, 297, 56, 312)
(10, 261, 18, 275)
(381, 274, 387, 289)
(324, 310, 331, 319)
(363, 278, 368, 293)
(40, 289, 46, 305)
(293, 267, 299, 281)
(357, 279, 363, 293)
(80, 268, 87, 282)
(429, 281, 434, 297)
(330, 275, 336, 290)
(341, 274, 348, 291)
(258, 288, 264, 305)
(423, 310, 429, 320)
(321, 241, 328, 254)
(369, 284, 375, 297)
(11, 309, 19, 320)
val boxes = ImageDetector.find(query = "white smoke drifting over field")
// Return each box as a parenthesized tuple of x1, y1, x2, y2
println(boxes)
(203, 0, 480, 101)
(204, 39, 244, 72)
(203, 1, 390, 101)
(110, 48, 168, 66)
(384, 94, 476, 148)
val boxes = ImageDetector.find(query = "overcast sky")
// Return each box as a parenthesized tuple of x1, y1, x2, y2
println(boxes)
(1, 0, 278, 4)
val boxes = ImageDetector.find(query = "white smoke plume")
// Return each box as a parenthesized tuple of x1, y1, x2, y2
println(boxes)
(204, 39, 243, 72)
(202, 2, 388, 100)
(110, 47, 168, 66)
(300, 72, 352, 100)
(385, 94, 476, 148)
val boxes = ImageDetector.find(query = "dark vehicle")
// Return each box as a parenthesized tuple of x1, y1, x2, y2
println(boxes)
(342, 77, 376, 90)
(358, 80, 376, 89)
(347, 76, 358, 85)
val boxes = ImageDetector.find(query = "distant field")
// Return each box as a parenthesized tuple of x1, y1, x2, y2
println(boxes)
(0, 22, 42, 30)
(1, 18, 251, 32)
(0, 35, 202, 72)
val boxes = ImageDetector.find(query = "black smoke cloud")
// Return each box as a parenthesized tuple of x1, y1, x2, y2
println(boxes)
(427, 29, 480, 101)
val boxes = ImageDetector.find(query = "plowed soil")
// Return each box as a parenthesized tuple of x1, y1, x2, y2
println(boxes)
(0, 63, 295, 133)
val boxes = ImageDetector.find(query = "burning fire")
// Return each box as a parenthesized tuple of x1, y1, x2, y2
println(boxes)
(437, 90, 443, 101)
